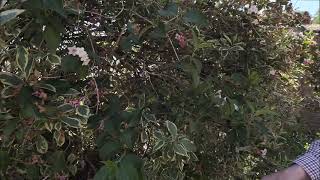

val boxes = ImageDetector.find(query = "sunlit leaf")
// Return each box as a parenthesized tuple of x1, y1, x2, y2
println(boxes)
(76, 105, 90, 118)
(0, 9, 25, 25)
(165, 120, 178, 139)
(180, 138, 196, 152)
(36, 135, 48, 154)
(61, 116, 82, 128)
(54, 130, 65, 146)
(173, 143, 188, 157)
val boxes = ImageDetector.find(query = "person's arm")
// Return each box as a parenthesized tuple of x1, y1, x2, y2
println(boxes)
(262, 140, 320, 180)
(262, 165, 310, 180)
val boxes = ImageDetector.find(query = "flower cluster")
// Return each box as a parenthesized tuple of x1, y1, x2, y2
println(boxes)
(175, 33, 187, 48)
(67, 46, 90, 65)
(248, 5, 258, 14)
(68, 99, 81, 107)
(269, 68, 276, 76)
(32, 89, 47, 99)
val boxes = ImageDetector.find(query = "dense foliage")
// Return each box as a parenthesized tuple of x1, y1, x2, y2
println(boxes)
(0, 0, 319, 179)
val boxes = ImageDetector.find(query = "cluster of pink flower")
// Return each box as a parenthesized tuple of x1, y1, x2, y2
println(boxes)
(32, 90, 47, 99)
(68, 99, 81, 107)
(67, 46, 90, 65)
(303, 59, 313, 65)
(175, 33, 187, 48)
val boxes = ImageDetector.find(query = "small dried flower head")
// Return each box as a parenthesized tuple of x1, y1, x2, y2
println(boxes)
(260, 148, 267, 158)
(248, 5, 258, 14)
(175, 33, 187, 48)
(303, 59, 312, 65)
(69, 99, 81, 107)
(269, 69, 276, 76)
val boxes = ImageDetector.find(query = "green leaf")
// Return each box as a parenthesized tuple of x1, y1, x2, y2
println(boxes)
(99, 141, 121, 160)
(173, 143, 188, 157)
(49, 151, 66, 172)
(44, 26, 61, 52)
(149, 22, 167, 39)
(165, 120, 178, 139)
(94, 166, 109, 180)
(3, 119, 19, 139)
(37, 83, 56, 92)
(43, 0, 65, 17)
(180, 138, 196, 152)
(76, 105, 90, 118)
(16, 45, 29, 73)
(120, 130, 136, 149)
(62, 88, 81, 96)
(158, 3, 178, 17)
(120, 34, 139, 51)
(0, 150, 9, 171)
(61, 116, 82, 128)
(0, 72, 23, 86)
(68, 165, 77, 176)
(183, 9, 207, 26)
(36, 135, 48, 154)
(0, 9, 25, 25)
(1, 86, 16, 98)
(47, 54, 61, 65)
(57, 104, 74, 113)
(26, 165, 40, 180)
(153, 140, 165, 152)
(25, 57, 34, 79)
(61, 55, 82, 73)
(18, 86, 40, 119)
(121, 154, 143, 170)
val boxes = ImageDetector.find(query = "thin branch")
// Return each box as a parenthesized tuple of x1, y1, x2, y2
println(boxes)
(167, 35, 180, 61)
(92, 78, 100, 114)
(84, 0, 124, 20)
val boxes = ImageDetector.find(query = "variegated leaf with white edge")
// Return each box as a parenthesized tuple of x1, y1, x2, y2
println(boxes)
(62, 88, 81, 96)
(1, 86, 16, 98)
(36, 135, 48, 154)
(54, 130, 65, 147)
(16, 45, 29, 73)
(0, 72, 23, 86)
(76, 105, 90, 118)
(173, 143, 188, 157)
(61, 116, 82, 128)
(47, 54, 61, 65)
(37, 83, 56, 93)
(165, 120, 178, 139)
(57, 103, 74, 113)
